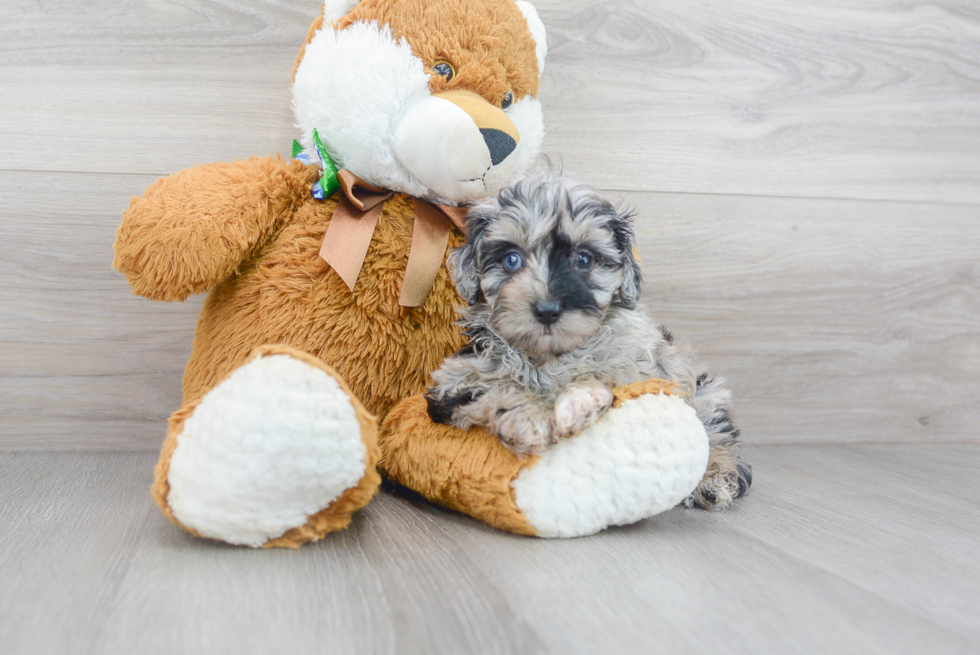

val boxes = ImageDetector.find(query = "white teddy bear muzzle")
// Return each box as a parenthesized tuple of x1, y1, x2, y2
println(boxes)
(393, 90, 523, 203)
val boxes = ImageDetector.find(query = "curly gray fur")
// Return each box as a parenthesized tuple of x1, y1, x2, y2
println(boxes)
(426, 166, 751, 509)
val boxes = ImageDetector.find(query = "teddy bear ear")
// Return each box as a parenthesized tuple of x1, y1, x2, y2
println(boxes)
(515, 1, 548, 76)
(322, 0, 359, 24)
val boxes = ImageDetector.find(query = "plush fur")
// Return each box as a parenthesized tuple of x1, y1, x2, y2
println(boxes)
(293, 20, 433, 196)
(115, 158, 467, 415)
(114, 0, 548, 415)
(511, 388, 708, 537)
(515, 2, 547, 74)
(116, 0, 727, 543)
(116, 0, 550, 547)
(426, 168, 752, 508)
(152, 345, 381, 549)
(338, 0, 540, 102)
(380, 378, 705, 537)
(293, 0, 546, 204)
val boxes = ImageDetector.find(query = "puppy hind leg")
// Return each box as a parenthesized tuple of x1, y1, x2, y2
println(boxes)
(684, 373, 752, 510)
(685, 438, 751, 510)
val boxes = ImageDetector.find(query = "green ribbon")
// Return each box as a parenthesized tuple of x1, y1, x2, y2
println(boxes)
(292, 129, 340, 199)
(312, 129, 339, 198)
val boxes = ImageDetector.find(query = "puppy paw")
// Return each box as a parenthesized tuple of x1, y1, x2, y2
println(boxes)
(494, 406, 556, 457)
(554, 385, 614, 437)
(688, 460, 752, 511)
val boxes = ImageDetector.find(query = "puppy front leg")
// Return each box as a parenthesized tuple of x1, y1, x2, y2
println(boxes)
(453, 386, 556, 457)
(553, 382, 614, 438)
(493, 404, 557, 457)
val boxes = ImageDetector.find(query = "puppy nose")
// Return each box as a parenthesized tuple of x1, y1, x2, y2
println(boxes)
(532, 300, 563, 325)
(480, 128, 517, 166)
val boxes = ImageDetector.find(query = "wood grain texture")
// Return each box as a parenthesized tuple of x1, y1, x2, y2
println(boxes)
(2, 171, 977, 448)
(626, 190, 980, 445)
(2, 0, 979, 201)
(540, 0, 980, 202)
(2, 3, 978, 653)
(1, 446, 978, 655)
(0, 171, 200, 448)
(425, 444, 980, 654)
(1, 0, 979, 448)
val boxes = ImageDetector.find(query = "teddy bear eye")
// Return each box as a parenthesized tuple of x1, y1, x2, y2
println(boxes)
(433, 61, 455, 81)
(501, 91, 514, 111)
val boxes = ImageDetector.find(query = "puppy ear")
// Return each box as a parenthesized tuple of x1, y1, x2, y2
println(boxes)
(618, 246, 643, 309)
(448, 208, 492, 305)
(448, 242, 481, 305)
(610, 206, 642, 309)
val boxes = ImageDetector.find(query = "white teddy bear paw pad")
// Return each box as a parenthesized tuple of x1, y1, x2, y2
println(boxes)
(511, 392, 709, 538)
(165, 353, 369, 547)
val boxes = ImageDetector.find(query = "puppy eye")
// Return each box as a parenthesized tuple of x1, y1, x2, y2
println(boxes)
(501, 91, 514, 110)
(502, 251, 524, 272)
(433, 61, 456, 81)
(574, 251, 594, 272)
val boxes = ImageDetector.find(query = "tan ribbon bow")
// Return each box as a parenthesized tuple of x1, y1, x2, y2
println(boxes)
(318, 170, 469, 307)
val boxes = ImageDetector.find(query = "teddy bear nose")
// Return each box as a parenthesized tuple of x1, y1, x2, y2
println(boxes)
(532, 300, 563, 325)
(480, 128, 517, 166)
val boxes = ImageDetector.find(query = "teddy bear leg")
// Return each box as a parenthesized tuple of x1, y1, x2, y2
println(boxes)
(151, 345, 381, 548)
(379, 380, 710, 538)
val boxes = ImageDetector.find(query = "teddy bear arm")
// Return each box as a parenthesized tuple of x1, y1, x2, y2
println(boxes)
(113, 156, 318, 301)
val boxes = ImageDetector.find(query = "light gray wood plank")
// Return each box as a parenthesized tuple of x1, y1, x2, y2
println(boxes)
(626, 190, 980, 445)
(2, 170, 977, 448)
(1, 1, 979, 203)
(541, 0, 980, 203)
(393, 444, 980, 654)
(0, 452, 156, 655)
(2, 448, 976, 655)
(0, 0, 303, 175)
(712, 444, 980, 640)
(0, 59, 298, 179)
(0, 452, 544, 655)
(92, 495, 545, 655)
(0, 171, 200, 449)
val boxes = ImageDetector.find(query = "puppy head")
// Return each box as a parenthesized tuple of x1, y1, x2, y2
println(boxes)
(450, 166, 642, 357)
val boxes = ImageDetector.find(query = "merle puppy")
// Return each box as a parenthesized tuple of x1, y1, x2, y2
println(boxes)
(426, 168, 751, 509)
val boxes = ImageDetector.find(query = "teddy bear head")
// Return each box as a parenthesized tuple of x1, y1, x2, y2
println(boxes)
(292, 0, 547, 206)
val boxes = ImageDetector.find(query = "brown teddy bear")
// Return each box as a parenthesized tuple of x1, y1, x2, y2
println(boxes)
(114, 0, 711, 548)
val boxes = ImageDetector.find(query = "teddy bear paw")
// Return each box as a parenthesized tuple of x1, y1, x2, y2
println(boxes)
(160, 350, 378, 547)
(512, 391, 709, 538)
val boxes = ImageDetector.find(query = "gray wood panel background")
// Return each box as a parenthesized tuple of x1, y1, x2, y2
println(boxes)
(1, 0, 979, 449)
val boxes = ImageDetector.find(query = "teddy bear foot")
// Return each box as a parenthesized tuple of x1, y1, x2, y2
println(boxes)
(380, 379, 710, 538)
(511, 387, 710, 537)
(151, 345, 381, 548)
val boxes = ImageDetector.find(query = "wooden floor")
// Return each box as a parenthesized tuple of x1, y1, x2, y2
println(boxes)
(1, 444, 978, 655)
(2, 1, 980, 653)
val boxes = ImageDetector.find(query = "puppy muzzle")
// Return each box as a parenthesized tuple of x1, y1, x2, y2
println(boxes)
(532, 299, 562, 325)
